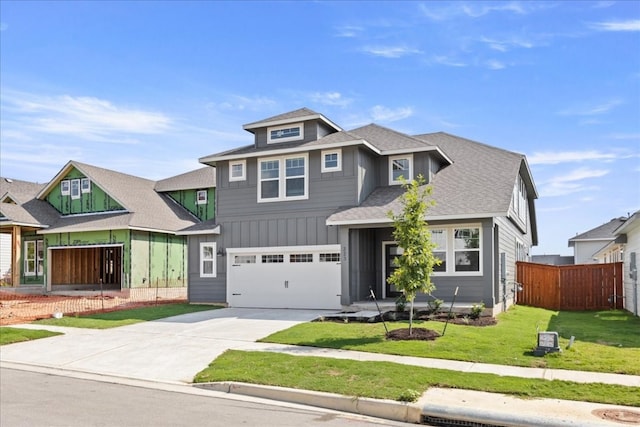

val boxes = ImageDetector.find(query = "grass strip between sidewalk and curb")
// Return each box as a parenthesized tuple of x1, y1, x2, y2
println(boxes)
(31, 303, 222, 329)
(0, 327, 62, 345)
(260, 306, 640, 375)
(193, 350, 640, 407)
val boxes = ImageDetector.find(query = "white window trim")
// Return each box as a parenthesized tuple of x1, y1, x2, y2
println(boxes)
(430, 225, 483, 276)
(70, 179, 81, 199)
(81, 178, 91, 193)
(267, 122, 304, 144)
(229, 160, 246, 182)
(257, 154, 309, 203)
(24, 240, 44, 276)
(389, 154, 413, 185)
(200, 242, 217, 278)
(321, 149, 342, 173)
(196, 190, 208, 205)
(61, 180, 70, 196)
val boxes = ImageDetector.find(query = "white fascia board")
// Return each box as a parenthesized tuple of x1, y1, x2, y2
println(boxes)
(227, 244, 340, 254)
(36, 160, 75, 199)
(243, 114, 342, 132)
(520, 158, 540, 199)
(327, 212, 506, 226)
(381, 146, 453, 164)
(39, 225, 180, 235)
(176, 225, 221, 236)
(200, 139, 372, 164)
(0, 221, 48, 229)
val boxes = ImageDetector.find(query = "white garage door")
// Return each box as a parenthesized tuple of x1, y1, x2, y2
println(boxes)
(227, 245, 342, 309)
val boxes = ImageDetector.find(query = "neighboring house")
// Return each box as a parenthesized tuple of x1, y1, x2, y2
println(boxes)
(568, 217, 627, 264)
(193, 108, 538, 314)
(531, 254, 574, 265)
(612, 211, 639, 316)
(0, 162, 215, 292)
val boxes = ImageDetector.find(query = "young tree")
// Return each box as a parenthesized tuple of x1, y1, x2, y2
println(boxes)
(387, 175, 440, 335)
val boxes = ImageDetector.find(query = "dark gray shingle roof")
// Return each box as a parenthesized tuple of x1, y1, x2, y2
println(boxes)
(327, 132, 530, 224)
(569, 217, 628, 244)
(155, 167, 216, 192)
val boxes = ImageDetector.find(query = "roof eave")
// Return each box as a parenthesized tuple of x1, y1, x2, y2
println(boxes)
(242, 113, 342, 133)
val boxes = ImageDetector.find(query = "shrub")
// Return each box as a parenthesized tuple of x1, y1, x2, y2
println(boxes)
(470, 302, 485, 319)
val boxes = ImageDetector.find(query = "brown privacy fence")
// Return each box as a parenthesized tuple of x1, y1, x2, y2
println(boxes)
(516, 262, 624, 311)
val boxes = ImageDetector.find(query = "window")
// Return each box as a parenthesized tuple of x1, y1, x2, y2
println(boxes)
(320, 253, 340, 263)
(81, 178, 91, 193)
(258, 154, 308, 202)
(389, 155, 413, 185)
(321, 149, 342, 172)
(516, 240, 528, 262)
(229, 160, 246, 182)
(61, 180, 70, 195)
(454, 228, 480, 272)
(431, 229, 447, 272)
(70, 179, 81, 199)
(290, 253, 313, 263)
(234, 255, 256, 264)
(262, 254, 284, 263)
(200, 242, 216, 277)
(25, 240, 44, 276)
(268, 122, 304, 144)
(196, 190, 208, 205)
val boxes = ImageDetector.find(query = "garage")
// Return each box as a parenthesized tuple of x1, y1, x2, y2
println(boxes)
(226, 245, 342, 309)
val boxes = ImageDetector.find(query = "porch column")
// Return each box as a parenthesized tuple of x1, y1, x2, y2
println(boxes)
(11, 226, 21, 287)
(339, 226, 350, 306)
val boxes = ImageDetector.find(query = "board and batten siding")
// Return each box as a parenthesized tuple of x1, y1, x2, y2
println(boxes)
(187, 234, 227, 304)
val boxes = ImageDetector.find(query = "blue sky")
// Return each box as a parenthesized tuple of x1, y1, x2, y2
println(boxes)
(1, 1, 639, 256)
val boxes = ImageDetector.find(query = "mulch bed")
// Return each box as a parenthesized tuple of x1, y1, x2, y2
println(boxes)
(386, 327, 441, 341)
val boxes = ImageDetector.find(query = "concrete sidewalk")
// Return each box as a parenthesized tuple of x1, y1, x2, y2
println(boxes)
(1, 308, 639, 426)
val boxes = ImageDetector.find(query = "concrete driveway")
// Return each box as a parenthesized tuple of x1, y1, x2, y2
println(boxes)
(0, 308, 333, 383)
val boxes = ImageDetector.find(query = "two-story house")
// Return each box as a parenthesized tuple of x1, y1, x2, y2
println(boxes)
(0, 161, 215, 293)
(192, 108, 538, 315)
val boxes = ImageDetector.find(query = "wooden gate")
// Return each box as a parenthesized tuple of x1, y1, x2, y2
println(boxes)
(516, 262, 623, 310)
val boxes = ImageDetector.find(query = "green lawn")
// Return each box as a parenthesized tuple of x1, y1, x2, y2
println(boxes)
(261, 306, 640, 375)
(34, 303, 221, 329)
(0, 327, 62, 345)
(194, 350, 640, 407)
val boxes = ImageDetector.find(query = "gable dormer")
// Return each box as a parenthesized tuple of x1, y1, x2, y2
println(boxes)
(242, 108, 342, 149)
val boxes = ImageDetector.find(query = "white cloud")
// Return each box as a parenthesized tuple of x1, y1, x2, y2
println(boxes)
(590, 20, 640, 32)
(480, 36, 535, 52)
(485, 60, 506, 70)
(361, 45, 422, 58)
(334, 25, 363, 38)
(3, 90, 172, 141)
(539, 167, 609, 197)
(528, 150, 619, 165)
(370, 105, 413, 122)
(309, 91, 353, 107)
(430, 55, 467, 67)
(419, 1, 536, 20)
(557, 99, 623, 116)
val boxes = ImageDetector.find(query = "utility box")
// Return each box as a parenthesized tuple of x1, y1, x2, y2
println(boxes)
(534, 331, 561, 356)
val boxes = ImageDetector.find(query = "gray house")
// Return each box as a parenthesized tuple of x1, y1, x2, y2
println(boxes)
(568, 217, 627, 265)
(190, 108, 538, 314)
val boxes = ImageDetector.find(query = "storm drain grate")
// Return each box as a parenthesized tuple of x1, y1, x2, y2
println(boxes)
(421, 415, 503, 427)
(592, 409, 640, 425)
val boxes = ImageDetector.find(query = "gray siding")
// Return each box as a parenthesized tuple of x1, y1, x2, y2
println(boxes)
(187, 234, 226, 304)
(357, 148, 378, 204)
(254, 120, 326, 149)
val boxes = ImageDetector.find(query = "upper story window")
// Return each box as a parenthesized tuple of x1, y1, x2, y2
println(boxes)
(81, 178, 91, 193)
(196, 190, 208, 205)
(70, 179, 81, 199)
(389, 154, 413, 185)
(258, 154, 308, 203)
(61, 180, 70, 195)
(321, 149, 342, 173)
(229, 160, 246, 182)
(268, 122, 304, 144)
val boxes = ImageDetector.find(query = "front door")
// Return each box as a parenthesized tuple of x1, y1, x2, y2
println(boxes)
(384, 243, 403, 298)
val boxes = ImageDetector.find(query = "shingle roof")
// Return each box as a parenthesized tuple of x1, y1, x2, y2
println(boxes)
(0, 178, 46, 204)
(568, 217, 628, 244)
(155, 167, 216, 192)
(242, 107, 342, 132)
(327, 132, 530, 224)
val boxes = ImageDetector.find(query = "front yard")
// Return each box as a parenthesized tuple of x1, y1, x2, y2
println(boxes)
(194, 305, 640, 406)
(260, 306, 640, 375)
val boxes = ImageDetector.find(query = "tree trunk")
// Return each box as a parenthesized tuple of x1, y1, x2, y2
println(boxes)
(409, 299, 414, 335)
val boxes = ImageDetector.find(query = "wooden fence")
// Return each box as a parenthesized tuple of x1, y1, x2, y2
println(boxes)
(516, 261, 624, 310)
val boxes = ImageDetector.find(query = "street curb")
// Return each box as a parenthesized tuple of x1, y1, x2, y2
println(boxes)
(195, 381, 422, 424)
(421, 403, 614, 427)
